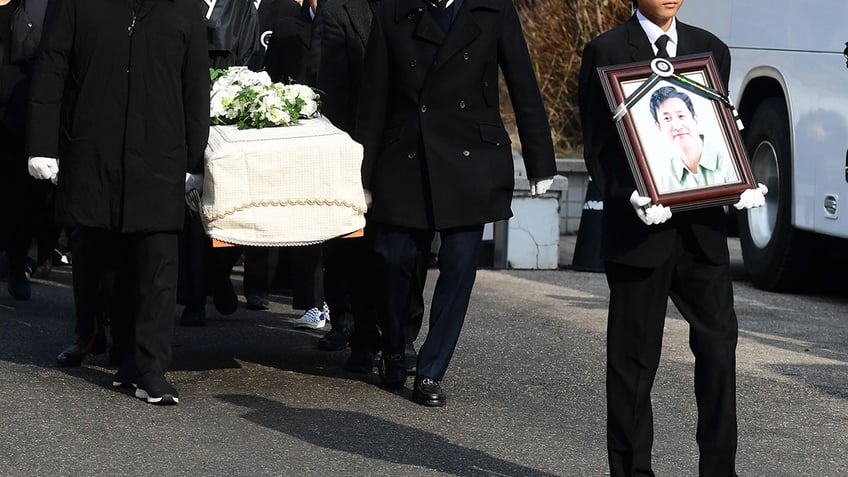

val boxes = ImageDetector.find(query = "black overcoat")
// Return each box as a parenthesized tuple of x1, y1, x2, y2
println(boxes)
(27, 0, 210, 233)
(356, 0, 556, 230)
(307, 0, 374, 135)
(578, 15, 731, 268)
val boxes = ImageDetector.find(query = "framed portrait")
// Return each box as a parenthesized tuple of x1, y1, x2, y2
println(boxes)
(598, 54, 756, 211)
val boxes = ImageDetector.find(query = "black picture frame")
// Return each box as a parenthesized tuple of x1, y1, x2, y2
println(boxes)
(598, 53, 756, 211)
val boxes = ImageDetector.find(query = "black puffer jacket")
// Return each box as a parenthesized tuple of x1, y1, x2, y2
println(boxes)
(27, 0, 210, 232)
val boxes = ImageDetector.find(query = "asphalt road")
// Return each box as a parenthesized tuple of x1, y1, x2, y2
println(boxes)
(0, 238, 846, 476)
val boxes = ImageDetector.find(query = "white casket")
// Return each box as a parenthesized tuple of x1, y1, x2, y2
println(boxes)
(200, 116, 367, 246)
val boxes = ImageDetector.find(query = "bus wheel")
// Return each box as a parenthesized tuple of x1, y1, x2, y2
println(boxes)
(738, 97, 810, 291)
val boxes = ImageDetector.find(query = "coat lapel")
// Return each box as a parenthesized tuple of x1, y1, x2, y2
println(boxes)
(624, 14, 654, 62)
(395, 0, 445, 45)
(345, 0, 373, 49)
(430, 0, 482, 71)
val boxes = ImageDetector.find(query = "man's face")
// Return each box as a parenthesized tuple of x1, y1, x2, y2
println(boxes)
(655, 97, 699, 149)
(637, 0, 683, 29)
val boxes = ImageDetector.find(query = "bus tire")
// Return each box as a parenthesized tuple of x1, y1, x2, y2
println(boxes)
(738, 97, 811, 291)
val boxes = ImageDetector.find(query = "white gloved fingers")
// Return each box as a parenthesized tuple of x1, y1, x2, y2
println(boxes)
(185, 188, 201, 212)
(50, 173, 58, 185)
(530, 177, 554, 196)
(185, 172, 204, 195)
(757, 182, 768, 196)
(629, 190, 652, 208)
(27, 157, 59, 180)
(648, 204, 672, 224)
(733, 186, 766, 210)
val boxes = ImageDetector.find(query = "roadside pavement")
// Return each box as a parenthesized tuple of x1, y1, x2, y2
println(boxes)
(0, 235, 845, 476)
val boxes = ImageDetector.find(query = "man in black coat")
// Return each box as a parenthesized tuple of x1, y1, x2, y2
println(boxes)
(27, 0, 210, 405)
(356, 0, 557, 406)
(578, 0, 765, 473)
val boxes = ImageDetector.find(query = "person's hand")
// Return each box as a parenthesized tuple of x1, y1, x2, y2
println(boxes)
(629, 190, 672, 225)
(530, 176, 554, 196)
(733, 183, 768, 210)
(185, 173, 203, 212)
(28, 157, 59, 183)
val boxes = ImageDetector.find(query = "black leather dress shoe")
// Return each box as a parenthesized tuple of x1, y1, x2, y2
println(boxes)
(413, 376, 446, 407)
(318, 327, 350, 351)
(56, 335, 107, 367)
(378, 353, 407, 389)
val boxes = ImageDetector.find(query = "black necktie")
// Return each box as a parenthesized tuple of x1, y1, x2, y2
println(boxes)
(655, 34, 671, 59)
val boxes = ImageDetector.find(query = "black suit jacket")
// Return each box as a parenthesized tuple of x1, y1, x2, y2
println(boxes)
(578, 15, 731, 268)
(307, 0, 375, 135)
(356, 0, 556, 230)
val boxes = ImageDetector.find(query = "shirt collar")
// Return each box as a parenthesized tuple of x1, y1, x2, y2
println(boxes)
(670, 135, 720, 183)
(636, 9, 678, 57)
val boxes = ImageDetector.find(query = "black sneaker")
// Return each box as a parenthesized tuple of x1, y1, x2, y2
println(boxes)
(111, 365, 139, 389)
(245, 294, 270, 310)
(135, 373, 179, 405)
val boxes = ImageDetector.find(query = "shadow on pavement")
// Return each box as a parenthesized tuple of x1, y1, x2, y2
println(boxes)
(218, 393, 561, 477)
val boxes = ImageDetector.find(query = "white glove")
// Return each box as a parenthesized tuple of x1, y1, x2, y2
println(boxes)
(530, 176, 555, 196)
(28, 157, 59, 182)
(363, 189, 372, 209)
(185, 173, 204, 212)
(733, 183, 768, 210)
(629, 190, 672, 225)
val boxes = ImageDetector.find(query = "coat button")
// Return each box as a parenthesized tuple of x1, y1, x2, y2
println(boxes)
(462, 150, 470, 157)
(459, 100, 466, 109)
(463, 52, 470, 60)
(407, 12, 416, 20)
(420, 105, 427, 113)
(408, 152, 416, 159)
(409, 59, 417, 67)
(482, 81, 489, 88)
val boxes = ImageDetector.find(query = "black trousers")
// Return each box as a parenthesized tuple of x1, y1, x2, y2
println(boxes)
(372, 223, 482, 381)
(72, 227, 179, 375)
(243, 247, 279, 298)
(290, 243, 324, 310)
(177, 210, 241, 308)
(605, 231, 738, 477)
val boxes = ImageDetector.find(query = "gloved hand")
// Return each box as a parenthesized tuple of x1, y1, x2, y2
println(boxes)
(629, 190, 672, 225)
(733, 183, 768, 210)
(530, 176, 555, 196)
(363, 189, 372, 209)
(185, 173, 203, 212)
(28, 157, 59, 183)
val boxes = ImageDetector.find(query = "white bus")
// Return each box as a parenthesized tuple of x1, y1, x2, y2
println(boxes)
(678, 0, 848, 291)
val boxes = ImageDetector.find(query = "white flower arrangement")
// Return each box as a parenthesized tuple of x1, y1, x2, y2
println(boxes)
(209, 66, 321, 129)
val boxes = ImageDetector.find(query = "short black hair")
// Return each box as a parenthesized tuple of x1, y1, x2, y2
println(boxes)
(649, 86, 696, 122)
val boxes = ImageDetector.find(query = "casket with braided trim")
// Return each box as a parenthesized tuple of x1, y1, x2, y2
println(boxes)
(201, 116, 366, 246)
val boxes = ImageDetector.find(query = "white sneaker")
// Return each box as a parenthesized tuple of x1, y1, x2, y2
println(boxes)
(322, 301, 331, 323)
(294, 307, 326, 329)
